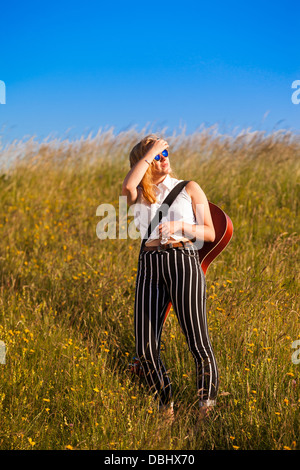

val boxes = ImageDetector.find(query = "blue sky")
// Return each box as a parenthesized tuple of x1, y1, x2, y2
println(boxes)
(0, 0, 299, 145)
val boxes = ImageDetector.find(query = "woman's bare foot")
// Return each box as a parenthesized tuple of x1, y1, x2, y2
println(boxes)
(159, 401, 175, 424)
(198, 404, 214, 420)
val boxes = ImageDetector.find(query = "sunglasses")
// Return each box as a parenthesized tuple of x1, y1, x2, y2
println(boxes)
(154, 149, 169, 161)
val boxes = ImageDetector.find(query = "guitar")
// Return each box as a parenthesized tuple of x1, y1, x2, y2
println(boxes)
(128, 202, 233, 376)
(163, 201, 234, 321)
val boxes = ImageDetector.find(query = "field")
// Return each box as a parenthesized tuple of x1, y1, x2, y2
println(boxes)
(0, 126, 299, 450)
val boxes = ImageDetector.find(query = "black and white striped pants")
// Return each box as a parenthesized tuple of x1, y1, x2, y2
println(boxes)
(134, 244, 219, 408)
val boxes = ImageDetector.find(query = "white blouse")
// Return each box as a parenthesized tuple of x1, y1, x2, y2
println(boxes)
(133, 174, 198, 245)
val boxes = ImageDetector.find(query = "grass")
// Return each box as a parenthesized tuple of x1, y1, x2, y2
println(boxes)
(0, 125, 299, 450)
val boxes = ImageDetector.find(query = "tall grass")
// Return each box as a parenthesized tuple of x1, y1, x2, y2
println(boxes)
(0, 125, 299, 450)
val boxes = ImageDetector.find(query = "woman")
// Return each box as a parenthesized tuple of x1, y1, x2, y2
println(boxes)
(122, 134, 219, 420)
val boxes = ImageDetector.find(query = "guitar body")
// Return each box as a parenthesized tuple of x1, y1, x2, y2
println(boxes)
(163, 202, 233, 321)
(198, 202, 234, 275)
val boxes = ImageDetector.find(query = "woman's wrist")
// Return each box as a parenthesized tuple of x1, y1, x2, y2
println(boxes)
(144, 149, 156, 162)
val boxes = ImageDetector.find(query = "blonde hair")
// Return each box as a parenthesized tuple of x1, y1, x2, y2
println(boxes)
(129, 134, 177, 204)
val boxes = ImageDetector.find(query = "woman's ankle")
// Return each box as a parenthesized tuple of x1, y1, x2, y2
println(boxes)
(199, 399, 216, 408)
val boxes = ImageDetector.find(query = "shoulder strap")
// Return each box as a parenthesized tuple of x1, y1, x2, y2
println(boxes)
(140, 180, 190, 251)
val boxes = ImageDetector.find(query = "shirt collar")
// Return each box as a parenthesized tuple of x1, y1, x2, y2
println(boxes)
(153, 174, 172, 191)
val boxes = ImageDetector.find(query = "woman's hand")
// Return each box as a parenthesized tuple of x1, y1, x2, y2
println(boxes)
(149, 138, 169, 157)
(158, 221, 183, 239)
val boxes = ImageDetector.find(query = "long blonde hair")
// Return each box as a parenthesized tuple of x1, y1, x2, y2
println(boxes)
(129, 134, 177, 204)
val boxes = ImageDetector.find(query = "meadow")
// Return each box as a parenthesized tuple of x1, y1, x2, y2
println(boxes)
(0, 125, 299, 450)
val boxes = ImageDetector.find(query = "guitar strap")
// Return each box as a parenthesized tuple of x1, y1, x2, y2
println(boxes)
(139, 180, 191, 253)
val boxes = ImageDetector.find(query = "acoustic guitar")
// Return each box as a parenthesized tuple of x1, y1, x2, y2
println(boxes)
(128, 201, 233, 376)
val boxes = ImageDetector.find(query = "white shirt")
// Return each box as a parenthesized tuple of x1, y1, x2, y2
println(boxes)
(133, 174, 198, 245)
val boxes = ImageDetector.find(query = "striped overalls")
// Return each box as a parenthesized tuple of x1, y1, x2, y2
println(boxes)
(134, 243, 219, 408)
